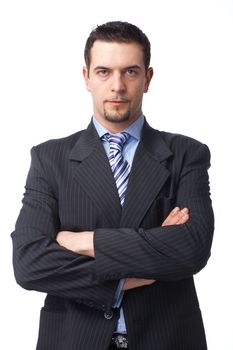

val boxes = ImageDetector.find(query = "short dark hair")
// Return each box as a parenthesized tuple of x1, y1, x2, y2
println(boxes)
(84, 21, 151, 71)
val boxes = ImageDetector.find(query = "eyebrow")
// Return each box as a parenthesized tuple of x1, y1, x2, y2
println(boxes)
(94, 65, 142, 71)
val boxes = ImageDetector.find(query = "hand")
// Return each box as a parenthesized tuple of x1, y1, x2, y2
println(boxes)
(162, 207, 189, 226)
(124, 206, 190, 290)
(123, 278, 155, 290)
(56, 231, 95, 257)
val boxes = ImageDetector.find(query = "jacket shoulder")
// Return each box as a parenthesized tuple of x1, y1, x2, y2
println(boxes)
(30, 129, 86, 162)
(157, 130, 211, 170)
(34, 130, 85, 151)
(158, 130, 206, 149)
(157, 130, 210, 157)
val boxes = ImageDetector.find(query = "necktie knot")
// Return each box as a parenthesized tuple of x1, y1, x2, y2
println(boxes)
(102, 132, 130, 153)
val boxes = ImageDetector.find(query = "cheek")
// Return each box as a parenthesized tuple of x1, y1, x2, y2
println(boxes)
(131, 87, 145, 104)
(92, 82, 106, 99)
(92, 90, 104, 109)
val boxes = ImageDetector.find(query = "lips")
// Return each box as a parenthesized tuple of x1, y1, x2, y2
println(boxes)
(109, 100, 126, 104)
(106, 99, 129, 104)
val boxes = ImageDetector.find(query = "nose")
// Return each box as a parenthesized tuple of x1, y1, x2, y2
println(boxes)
(110, 72, 126, 93)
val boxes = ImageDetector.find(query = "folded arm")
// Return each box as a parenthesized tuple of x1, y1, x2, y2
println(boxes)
(56, 144, 214, 284)
(92, 143, 214, 282)
(11, 147, 118, 311)
(56, 207, 190, 290)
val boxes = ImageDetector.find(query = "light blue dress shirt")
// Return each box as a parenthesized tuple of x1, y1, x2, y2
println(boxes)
(92, 115, 144, 334)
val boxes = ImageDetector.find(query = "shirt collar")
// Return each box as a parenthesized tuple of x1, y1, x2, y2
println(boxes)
(92, 115, 145, 141)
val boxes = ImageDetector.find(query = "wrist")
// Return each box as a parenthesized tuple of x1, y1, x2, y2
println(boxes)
(77, 231, 94, 257)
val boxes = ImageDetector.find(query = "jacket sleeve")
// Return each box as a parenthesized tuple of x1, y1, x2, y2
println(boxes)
(94, 143, 214, 282)
(11, 146, 118, 312)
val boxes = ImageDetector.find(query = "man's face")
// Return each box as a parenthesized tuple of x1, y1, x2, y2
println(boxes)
(83, 40, 153, 132)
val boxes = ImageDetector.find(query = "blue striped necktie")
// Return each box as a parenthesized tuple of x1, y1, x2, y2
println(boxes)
(102, 132, 130, 206)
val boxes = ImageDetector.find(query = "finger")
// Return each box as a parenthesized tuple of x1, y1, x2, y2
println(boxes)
(181, 207, 189, 214)
(175, 209, 189, 224)
(165, 208, 187, 226)
(175, 208, 189, 222)
(162, 207, 180, 226)
(162, 207, 189, 226)
(170, 207, 181, 216)
(176, 213, 189, 225)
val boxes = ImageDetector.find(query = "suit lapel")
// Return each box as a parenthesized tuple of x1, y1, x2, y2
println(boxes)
(120, 122, 173, 227)
(69, 120, 173, 228)
(69, 122, 122, 227)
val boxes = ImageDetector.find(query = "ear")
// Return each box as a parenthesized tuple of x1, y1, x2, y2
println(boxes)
(83, 66, 91, 92)
(144, 67, 154, 93)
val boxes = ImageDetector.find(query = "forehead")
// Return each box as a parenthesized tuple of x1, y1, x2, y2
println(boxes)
(89, 40, 144, 68)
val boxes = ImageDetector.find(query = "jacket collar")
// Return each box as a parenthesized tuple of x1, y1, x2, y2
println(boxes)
(69, 119, 173, 163)
(69, 119, 173, 227)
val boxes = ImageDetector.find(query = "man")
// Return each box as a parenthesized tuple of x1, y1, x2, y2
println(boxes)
(11, 21, 214, 350)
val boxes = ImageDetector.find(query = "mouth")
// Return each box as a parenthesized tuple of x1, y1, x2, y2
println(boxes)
(106, 99, 129, 105)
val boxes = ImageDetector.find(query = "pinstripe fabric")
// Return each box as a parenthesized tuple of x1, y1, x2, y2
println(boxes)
(11, 120, 214, 350)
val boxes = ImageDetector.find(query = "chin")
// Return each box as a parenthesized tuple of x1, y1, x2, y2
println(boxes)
(104, 110, 131, 123)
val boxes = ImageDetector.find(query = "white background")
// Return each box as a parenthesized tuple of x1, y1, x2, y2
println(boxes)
(0, 0, 233, 349)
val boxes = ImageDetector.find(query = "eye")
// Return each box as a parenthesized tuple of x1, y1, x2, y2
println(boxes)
(97, 69, 109, 77)
(126, 69, 137, 76)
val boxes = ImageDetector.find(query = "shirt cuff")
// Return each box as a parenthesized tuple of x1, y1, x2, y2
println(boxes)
(112, 279, 125, 308)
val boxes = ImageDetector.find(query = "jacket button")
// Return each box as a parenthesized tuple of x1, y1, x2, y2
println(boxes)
(104, 311, 113, 319)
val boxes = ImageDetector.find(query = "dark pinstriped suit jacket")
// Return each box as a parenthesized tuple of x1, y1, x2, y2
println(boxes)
(12, 120, 214, 350)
